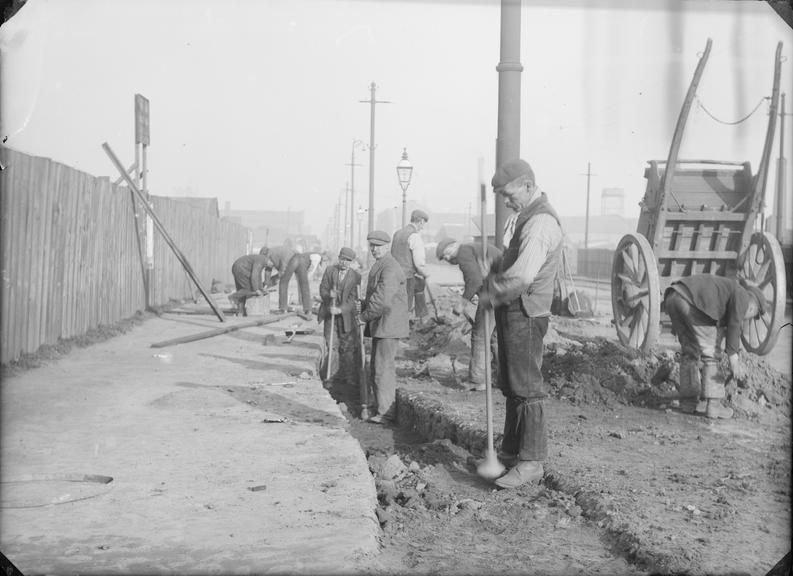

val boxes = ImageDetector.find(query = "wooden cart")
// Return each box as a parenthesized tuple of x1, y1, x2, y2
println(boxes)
(611, 39, 787, 355)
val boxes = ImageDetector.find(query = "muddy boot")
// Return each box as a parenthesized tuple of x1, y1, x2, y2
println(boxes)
(701, 359, 733, 419)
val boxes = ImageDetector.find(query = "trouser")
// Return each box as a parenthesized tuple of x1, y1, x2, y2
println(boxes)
(231, 264, 255, 292)
(413, 276, 428, 318)
(370, 337, 399, 418)
(495, 301, 548, 462)
(279, 254, 312, 313)
(320, 317, 358, 383)
(469, 303, 498, 385)
(664, 290, 724, 400)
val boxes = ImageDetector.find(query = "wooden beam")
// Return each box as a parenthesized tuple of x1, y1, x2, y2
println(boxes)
(150, 313, 298, 348)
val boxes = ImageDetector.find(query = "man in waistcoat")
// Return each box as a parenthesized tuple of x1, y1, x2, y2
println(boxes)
(436, 238, 503, 390)
(479, 159, 564, 489)
(317, 247, 362, 385)
(663, 274, 765, 419)
(259, 245, 294, 291)
(391, 209, 431, 322)
(358, 230, 409, 424)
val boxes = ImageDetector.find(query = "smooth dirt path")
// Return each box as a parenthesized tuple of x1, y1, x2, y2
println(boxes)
(1, 313, 379, 575)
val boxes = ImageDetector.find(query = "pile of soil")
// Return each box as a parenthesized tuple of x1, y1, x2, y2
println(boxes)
(410, 291, 791, 423)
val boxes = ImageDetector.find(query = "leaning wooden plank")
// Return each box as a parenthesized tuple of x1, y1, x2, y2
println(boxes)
(150, 313, 298, 348)
(102, 143, 226, 323)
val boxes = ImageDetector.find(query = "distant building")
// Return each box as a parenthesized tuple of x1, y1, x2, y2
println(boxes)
(220, 202, 311, 251)
(601, 188, 625, 217)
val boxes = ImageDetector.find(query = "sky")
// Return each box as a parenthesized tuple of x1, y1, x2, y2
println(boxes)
(1, 0, 791, 242)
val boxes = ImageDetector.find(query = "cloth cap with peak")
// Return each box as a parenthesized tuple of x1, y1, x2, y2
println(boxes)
(491, 158, 535, 189)
(411, 209, 429, 222)
(435, 238, 457, 259)
(367, 230, 391, 245)
(338, 247, 356, 261)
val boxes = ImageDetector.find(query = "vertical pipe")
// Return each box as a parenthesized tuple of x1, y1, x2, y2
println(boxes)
(350, 145, 356, 247)
(494, 0, 522, 249)
(368, 82, 376, 235)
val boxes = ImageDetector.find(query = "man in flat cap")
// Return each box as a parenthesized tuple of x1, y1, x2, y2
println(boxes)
(391, 209, 431, 324)
(261, 245, 327, 315)
(318, 247, 362, 385)
(436, 238, 503, 390)
(229, 252, 272, 316)
(663, 274, 766, 419)
(259, 245, 294, 293)
(358, 230, 409, 424)
(479, 158, 564, 489)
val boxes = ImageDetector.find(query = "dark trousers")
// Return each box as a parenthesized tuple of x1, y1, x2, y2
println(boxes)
(495, 301, 548, 462)
(279, 254, 312, 313)
(406, 276, 428, 319)
(321, 316, 358, 382)
(371, 337, 399, 418)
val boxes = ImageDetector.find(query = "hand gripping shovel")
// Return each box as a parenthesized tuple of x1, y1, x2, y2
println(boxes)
(476, 182, 505, 481)
(356, 291, 370, 420)
(325, 288, 337, 381)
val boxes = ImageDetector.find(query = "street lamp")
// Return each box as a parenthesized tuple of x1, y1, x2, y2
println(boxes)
(396, 147, 413, 227)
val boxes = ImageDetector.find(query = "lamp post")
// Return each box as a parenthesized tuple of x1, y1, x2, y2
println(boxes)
(396, 148, 413, 227)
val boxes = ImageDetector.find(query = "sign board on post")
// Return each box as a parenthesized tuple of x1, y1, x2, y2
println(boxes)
(135, 93, 150, 146)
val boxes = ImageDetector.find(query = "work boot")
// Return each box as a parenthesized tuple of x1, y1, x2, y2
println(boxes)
(678, 399, 708, 414)
(497, 451, 518, 468)
(706, 400, 734, 419)
(494, 460, 543, 489)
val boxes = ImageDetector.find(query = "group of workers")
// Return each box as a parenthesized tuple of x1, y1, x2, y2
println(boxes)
(230, 157, 768, 490)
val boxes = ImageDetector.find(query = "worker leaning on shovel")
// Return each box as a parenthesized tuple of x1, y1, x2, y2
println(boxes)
(317, 247, 361, 386)
(663, 274, 765, 419)
(436, 238, 503, 391)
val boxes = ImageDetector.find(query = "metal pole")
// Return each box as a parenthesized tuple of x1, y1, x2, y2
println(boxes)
(494, 0, 522, 249)
(344, 181, 349, 247)
(402, 190, 406, 227)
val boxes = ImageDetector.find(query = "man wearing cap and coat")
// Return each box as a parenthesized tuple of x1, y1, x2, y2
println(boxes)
(391, 209, 431, 322)
(259, 245, 295, 290)
(436, 238, 503, 390)
(229, 253, 271, 316)
(318, 247, 362, 385)
(358, 230, 409, 424)
(479, 158, 564, 490)
(663, 274, 765, 419)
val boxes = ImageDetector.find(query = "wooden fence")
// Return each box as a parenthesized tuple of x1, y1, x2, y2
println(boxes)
(0, 148, 248, 364)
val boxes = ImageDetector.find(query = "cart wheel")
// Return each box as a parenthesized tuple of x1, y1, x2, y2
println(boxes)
(738, 231, 786, 356)
(611, 233, 660, 352)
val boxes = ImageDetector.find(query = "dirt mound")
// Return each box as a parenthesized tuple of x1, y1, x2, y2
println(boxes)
(410, 294, 791, 422)
(544, 331, 791, 421)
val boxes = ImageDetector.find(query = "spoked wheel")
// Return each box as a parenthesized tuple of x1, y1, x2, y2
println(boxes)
(611, 233, 661, 352)
(738, 231, 787, 355)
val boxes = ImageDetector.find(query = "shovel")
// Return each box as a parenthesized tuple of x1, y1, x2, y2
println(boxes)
(475, 182, 505, 482)
(424, 282, 447, 324)
(357, 294, 370, 420)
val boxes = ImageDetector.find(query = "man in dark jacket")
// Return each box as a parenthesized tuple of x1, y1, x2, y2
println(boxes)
(664, 274, 764, 419)
(230, 253, 271, 316)
(436, 238, 503, 390)
(358, 230, 409, 424)
(318, 247, 361, 384)
(391, 209, 430, 322)
(479, 158, 564, 490)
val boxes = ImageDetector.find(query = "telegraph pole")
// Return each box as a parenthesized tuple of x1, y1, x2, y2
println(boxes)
(580, 162, 597, 250)
(360, 83, 391, 235)
(774, 92, 790, 242)
(346, 141, 364, 247)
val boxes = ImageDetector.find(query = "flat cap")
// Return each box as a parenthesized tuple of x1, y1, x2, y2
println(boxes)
(491, 158, 535, 189)
(338, 247, 356, 261)
(411, 209, 429, 222)
(367, 230, 391, 245)
(435, 238, 456, 259)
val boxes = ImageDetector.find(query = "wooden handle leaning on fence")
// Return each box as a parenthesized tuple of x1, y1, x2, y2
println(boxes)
(102, 142, 226, 323)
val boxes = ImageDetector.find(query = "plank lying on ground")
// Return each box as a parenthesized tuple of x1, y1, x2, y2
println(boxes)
(151, 313, 298, 348)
